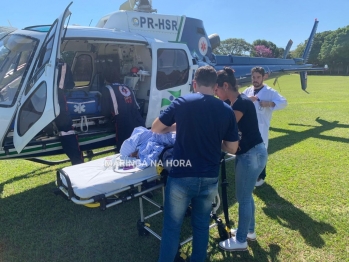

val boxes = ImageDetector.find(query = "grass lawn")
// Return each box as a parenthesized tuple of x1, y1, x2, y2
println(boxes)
(1, 74, 349, 261)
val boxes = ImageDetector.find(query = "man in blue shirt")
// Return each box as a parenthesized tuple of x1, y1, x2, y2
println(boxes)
(152, 65, 239, 262)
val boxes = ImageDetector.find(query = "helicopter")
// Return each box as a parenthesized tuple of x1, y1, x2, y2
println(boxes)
(0, 0, 324, 165)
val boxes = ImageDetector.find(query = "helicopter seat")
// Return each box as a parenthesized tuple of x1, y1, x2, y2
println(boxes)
(90, 73, 105, 92)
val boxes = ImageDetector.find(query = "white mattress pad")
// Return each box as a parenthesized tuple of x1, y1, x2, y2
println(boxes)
(59, 154, 158, 198)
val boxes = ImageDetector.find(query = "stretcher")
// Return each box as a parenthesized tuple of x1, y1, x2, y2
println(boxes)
(56, 153, 165, 209)
(55, 147, 175, 239)
(55, 151, 236, 260)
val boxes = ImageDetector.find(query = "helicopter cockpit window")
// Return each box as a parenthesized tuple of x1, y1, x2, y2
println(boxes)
(73, 54, 92, 87)
(24, 20, 58, 95)
(36, 22, 57, 70)
(23, 25, 51, 33)
(0, 34, 38, 107)
(156, 49, 189, 90)
(17, 82, 47, 136)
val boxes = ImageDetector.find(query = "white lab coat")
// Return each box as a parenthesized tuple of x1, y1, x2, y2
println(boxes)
(242, 85, 287, 149)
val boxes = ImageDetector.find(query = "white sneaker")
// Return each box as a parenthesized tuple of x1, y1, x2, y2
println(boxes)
(219, 236, 247, 252)
(255, 179, 265, 187)
(230, 228, 257, 241)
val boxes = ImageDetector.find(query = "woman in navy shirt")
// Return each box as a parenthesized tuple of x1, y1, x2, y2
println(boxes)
(215, 67, 268, 252)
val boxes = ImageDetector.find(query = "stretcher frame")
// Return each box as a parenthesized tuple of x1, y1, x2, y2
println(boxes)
(55, 152, 236, 258)
(56, 167, 164, 209)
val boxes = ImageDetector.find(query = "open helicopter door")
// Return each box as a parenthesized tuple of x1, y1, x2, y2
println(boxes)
(146, 41, 198, 127)
(13, 3, 72, 153)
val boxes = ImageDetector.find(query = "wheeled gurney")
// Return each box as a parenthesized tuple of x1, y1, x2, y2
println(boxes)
(55, 151, 236, 258)
(56, 149, 176, 241)
(56, 153, 164, 208)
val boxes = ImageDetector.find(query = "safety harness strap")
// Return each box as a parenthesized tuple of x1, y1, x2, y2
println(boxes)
(58, 63, 67, 89)
(106, 85, 119, 115)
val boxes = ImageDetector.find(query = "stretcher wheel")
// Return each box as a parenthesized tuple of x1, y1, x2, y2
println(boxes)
(217, 222, 230, 241)
(84, 202, 100, 208)
(80, 198, 101, 208)
(137, 219, 150, 236)
(156, 165, 164, 175)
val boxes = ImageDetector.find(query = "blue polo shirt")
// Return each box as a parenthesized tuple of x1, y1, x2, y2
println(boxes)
(159, 93, 239, 178)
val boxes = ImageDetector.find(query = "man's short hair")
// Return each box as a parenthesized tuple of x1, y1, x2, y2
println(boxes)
(194, 66, 217, 88)
(251, 66, 265, 77)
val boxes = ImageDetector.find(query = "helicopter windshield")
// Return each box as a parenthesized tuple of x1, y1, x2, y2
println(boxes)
(0, 34, 38, 107)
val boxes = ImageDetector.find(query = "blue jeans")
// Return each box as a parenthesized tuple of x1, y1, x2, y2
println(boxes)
(235, 143, 268, 243)
(158, 176, 218, 262)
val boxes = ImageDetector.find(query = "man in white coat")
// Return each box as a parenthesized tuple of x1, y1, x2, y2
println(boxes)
(242, 66, 287, 186)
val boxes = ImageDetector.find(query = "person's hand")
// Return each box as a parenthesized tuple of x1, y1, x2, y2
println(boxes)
(130, 151, 139, 158)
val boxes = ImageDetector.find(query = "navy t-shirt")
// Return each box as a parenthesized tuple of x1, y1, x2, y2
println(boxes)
(159, 93, 239, 178)
(232, 94, 263, 155)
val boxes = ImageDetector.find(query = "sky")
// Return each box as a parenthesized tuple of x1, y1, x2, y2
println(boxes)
(1, 0, 348, 50)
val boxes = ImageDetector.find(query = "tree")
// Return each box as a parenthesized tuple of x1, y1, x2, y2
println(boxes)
(254, 45, 273, 58)
(320, 25, 349, 73)
(251, 39, 279, 57)
(290, 26, 349, 75)
(278, 47, 288, 58)
(291, 31, 332, 63)
(213, 38, 252, 56)
(308, 31, 332, 64)
(290, 42, 306, 59)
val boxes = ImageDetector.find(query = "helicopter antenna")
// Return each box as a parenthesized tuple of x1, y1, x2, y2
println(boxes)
(89, 19, 93, 26)
(8, 20, 13, 27)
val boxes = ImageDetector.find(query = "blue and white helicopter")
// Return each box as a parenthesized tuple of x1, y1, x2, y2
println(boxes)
(0, 0, 324, 164)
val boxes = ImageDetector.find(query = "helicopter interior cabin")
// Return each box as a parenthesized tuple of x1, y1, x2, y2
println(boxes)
(59, 35, 190, 133)
(61, 39, 152, 124)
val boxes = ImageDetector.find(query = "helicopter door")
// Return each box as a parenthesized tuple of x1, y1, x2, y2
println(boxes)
(146, 42, 197, 127)
(13, 3, 72, 153)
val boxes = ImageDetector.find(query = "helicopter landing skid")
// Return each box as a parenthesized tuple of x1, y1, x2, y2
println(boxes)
(26, 147, 118, 166)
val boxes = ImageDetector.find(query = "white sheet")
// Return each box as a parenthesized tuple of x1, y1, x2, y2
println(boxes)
(60, 154, 158, 198)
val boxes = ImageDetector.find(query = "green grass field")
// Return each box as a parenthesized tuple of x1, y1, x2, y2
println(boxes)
(1, 75, 349, 262)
